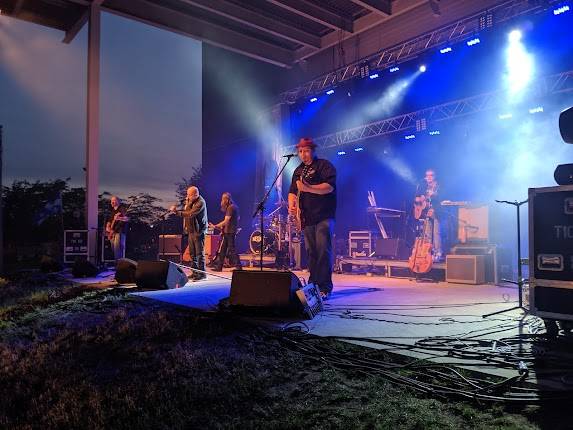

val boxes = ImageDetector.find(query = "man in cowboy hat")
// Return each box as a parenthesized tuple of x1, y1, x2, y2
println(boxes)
(288, 137, 337, 299)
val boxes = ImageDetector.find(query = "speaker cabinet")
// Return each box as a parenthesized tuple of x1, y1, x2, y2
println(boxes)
(230, 270, 301, 310)
(375, 238, 408, 259)
(115, 258, 138, 284)
(72, 258, 99, 278)
(446, 255, 485, 285)
(135, 260, 188, 289)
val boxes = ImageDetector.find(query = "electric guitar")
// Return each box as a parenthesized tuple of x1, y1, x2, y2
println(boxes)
(293, 165, 312, 232)
(106, 203, 132, 241)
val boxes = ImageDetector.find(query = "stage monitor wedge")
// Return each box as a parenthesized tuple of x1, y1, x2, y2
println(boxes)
(135, 260, 188, 290)
(230, 270, 301, 312)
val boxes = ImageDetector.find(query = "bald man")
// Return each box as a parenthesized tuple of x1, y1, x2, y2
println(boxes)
(170, 186, 208, 280)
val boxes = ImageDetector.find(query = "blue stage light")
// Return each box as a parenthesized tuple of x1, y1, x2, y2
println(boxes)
(554, 5, 570, 15)
(467, 38, 481, 46)
(429, 130, 440, 135)
(310, 97, 318, 102)
(419, 65, 427, 73)
(498, 113, 513, 120)
(326, 89, 334, 95)
(529, 106, 544, 114)
(405, 134, 416, 140)
(337, 151, 346, 155)
(354, 147, 364, 152)
(369, 73, 379, 79)
(440, 47, 452, 54)
(389, 67, 400, 73)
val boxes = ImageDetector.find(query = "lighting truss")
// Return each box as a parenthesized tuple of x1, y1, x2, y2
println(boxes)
(281, 70, 573, 151)
(279, 0, 563, 105)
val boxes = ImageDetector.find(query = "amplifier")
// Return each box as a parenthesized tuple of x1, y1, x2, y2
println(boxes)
(446, 255, 485, 285)
(528, 185, 573, 320)
(451, 244, 498, 283)
(349, 231, 373, 257)
(158, 234, 182, 255)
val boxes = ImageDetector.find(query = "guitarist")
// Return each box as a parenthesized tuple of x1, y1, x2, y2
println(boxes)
(288, 137, 336, 299)
(105, 196, 130, 261)
(414, 169, 443, 261)
(209, 192, 242, 272)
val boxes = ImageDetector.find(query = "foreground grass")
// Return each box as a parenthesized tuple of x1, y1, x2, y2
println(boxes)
(0, 274, 568, 429)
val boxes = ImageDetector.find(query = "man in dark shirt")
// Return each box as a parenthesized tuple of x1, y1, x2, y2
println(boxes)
(170, 186, 208, 280)
(414, 168, 443, 261)
(288, 137, 336, 298)
(105, 196, 129, 261)
(209, 192, 242, 272)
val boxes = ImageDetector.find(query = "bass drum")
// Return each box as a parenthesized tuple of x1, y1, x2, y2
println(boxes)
(249, 230, 278, 255)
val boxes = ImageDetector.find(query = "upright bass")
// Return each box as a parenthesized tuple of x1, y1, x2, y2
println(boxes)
(408, 210, 434, 274)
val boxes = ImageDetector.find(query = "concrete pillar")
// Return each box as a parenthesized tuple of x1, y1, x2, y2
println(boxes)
(85, 4, 100, 264)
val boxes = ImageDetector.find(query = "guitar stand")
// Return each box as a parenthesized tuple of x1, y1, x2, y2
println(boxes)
(482, 199, 528, 319)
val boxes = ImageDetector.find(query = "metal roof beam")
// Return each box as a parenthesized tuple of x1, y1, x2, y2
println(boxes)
(265, 0, 353, 32)
(104, 0, 294, 67)
(348, 0, 392, 16)
(63, 0, 104, 43)
(181, 0, 321, 48)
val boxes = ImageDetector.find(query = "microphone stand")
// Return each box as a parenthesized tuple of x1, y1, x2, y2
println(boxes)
(483, 199, 528, 318)
(253, 154, 295, 271)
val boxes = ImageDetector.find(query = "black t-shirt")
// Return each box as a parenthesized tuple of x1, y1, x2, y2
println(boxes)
(289, 158, 336, 226)
(223, 203, 239, 234)
(107, 204, 128, 233)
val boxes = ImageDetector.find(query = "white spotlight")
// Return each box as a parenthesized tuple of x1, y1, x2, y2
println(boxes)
(419, 65, 427, 73)
(508, 29, 522, 43)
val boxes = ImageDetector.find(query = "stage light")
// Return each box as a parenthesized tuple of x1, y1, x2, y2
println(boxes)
(310, 97, 318, 103)
(405, 134, 416, 140)
(369, 73, 379, 79)
(354, 147, 364, 152)
(529, 106, 544, 114)
(554, 5, 570, 15)
(467, 38, 481, 46)
(419, 65, 427, 73)
(506, 29, 534, 95)
(389, 67, 400, 73)
(337, 151, 347, 155)
(326, 89, 334, 95)
(429, 130, 440, 135)
(498, 113, 513, 120)
(440, 47, 452, 54)
(508, 29, 522, 43)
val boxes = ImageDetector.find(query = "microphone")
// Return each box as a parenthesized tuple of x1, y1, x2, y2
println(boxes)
(282, 153, 297, 158)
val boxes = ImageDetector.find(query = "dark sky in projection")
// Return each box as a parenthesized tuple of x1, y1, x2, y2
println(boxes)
(0, 12, 202, 205)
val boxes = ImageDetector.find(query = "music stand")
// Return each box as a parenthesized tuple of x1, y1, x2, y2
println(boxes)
(483, 199, 528, 318)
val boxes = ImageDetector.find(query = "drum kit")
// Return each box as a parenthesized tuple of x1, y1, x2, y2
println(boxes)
(249, 200, 296, 257)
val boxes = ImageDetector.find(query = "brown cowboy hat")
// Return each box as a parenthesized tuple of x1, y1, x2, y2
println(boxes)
(295, 137, 316, 149)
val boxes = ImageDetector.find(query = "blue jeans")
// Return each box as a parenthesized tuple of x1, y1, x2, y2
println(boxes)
(304, 218, 335, 293)
(111, 232, 126, 260)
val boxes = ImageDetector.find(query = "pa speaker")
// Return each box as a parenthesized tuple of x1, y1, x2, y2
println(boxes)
(115, 258, 138, 284)
(230, 270, 301, 311)
(72, 259, 99, 278)
(135, 260, 188, 289)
